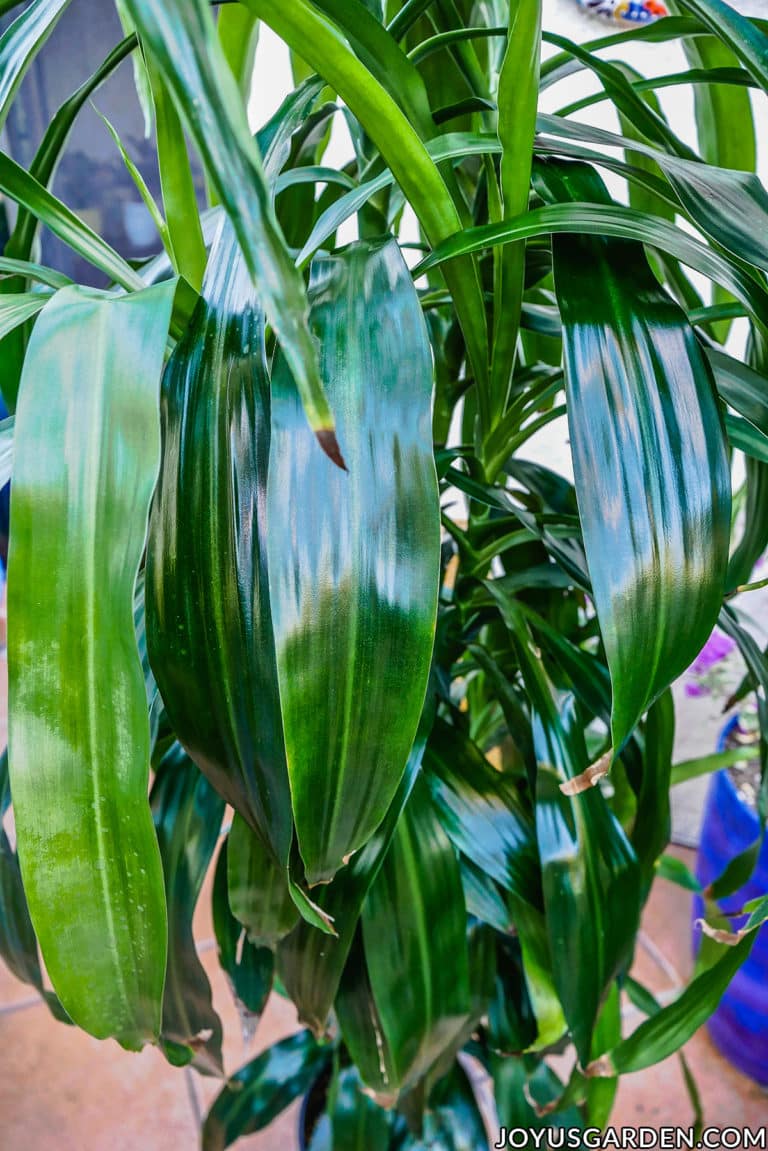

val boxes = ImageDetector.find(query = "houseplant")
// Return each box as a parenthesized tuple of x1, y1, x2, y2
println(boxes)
(2, 0, 768, 1146)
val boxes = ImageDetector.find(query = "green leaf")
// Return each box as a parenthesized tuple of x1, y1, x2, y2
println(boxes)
(146, 219, 293, 865)
(0, 293, 51, 344)
(548, 161, 731, 754)
(94, 105, 171, 255)
(268, 239, 439, 884)
(506, 611, 641, 1066)
(537, 114, 768, 285)
(4, 34, 136, 273)
(423, 717, 540, 905)
(676, 0, 768, 93)
(245, 0, 489, 427)
(360, 774, 471, 1093)
(308, 1064, 396, 1151)
(403, 1061, 489, 1150)
(631, 691, 674, 887)
(0, 257, 71, 289)
(217, 3, 260, 103)
(0, 415, 13, 487)
(592, 933, 756, 1077)
(123, 0, 339, 455)
(0, 0, 72, 133)
(415, 196, 768, 333)
(0, 751, 68, 1022)
(684, 33, 755, 341)
(226, 816, 299, 949)
(144, 53, 207, 290)
(150, 744, 225, 1073)
(0, 152, 144, 292)
(202, 1030, 331, 1151)
(212, 838, 274, 1020)
(488, 0, 541, 435)
(277, 711, 430, 1035)
(7, 281, 177, 1048)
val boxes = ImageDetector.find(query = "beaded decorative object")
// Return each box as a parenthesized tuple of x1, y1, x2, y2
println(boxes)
(574, 0, 668, 23)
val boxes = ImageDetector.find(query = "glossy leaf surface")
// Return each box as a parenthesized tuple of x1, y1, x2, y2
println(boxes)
(361, 775, 471, 1092)
(507, 610, 641, 1066)
(8, 282, 175, 1047)
(423, 717, 540, 906)
(0, 0, 72, 132)
(150, 744, 225, 1073)
(549, 161, 731, 752)
(226, 815, 299, 949)
(277, 712, 429, 1035)
(212, 838, 274, 1021)
(123, 0, 338, 452)
(268, 238, 439, 883)
(147, 219, 292, 865)
(202, 1030, 330, 1151)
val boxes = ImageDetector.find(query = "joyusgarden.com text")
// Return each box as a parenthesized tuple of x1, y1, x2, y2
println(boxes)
(494, 1129, 767, 1148)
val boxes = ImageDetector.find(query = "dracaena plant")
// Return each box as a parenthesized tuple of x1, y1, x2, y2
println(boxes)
(2, 0, 768, 1145)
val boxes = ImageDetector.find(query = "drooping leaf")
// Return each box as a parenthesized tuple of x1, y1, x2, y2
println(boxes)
(360, 774, 471, 1093)
(505, 609, 641, 1066)
(8, 281, 177, 1048)
(591, 933, 756, 1077)
(277, 709, 430, 1035)
(0, 0, 72, 132)
(415, 196, 768, 333)
(123, 0, 339, 455)
(146, 218, 293, 865)
(212, 838, 274, 1021)
(544, 159, 731, 754)
(0, 152, 144, 292)
(423, 717, 540, 905)
(0, 751, 69, 1022)
(401, 1061, 489, 1150)
(676, 0, 768, 94)
(4, 34, 137, 277)
(150, 744, 225, 1073)
(268, 238, 439, 884)
(0, 293, 51, 346)
(308, 1064, 396, 1151)
(226, 816, 299, 950)
(202, 1030, 331, 1151)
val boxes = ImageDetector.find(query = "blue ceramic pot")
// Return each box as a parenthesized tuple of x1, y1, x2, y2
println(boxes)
(694, 717, 768, 1085)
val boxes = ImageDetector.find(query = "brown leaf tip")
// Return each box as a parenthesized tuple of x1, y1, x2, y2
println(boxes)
(316, 429, 348, 471)
(695, 917, 743, 946)
(560, 750, 612, 796)
(585, 1053, 617, 1079)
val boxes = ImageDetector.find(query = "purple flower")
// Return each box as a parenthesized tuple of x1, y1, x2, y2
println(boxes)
(689, 629, 736, 675)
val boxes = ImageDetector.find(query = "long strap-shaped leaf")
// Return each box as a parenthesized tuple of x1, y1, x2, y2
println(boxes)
(150, 744, 225, 1074)
(0, 0, 72, 132)
(244, 0, 489, 425)
(7, 281, 176, 1048)
(360, 775, 471, 1093)
(268, 238, 440, 884)
(146, 218, 293, 866)
(547, 160, 731, 755)
(122, 0, 341, 462)
(277, 710, 430, 1035)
